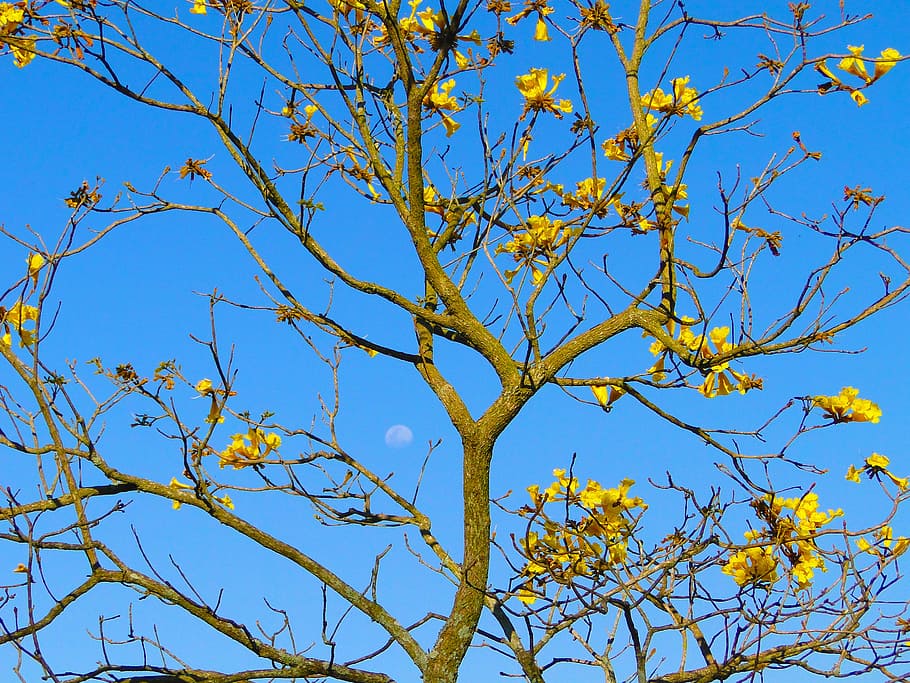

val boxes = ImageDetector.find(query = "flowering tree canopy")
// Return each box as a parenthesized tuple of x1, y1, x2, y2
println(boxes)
(1, 2, 909, 682)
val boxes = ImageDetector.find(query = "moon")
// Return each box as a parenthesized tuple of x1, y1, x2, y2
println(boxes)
(384, 424, 413, 448)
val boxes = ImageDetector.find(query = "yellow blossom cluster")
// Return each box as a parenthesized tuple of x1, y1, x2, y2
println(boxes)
(813, 386, 881, 424)
(640, 76, 702, 121)
(722, 545, 779, 587)
(560, 177, 620, 218)
(422, 79, 462, 137)
(515, 68, 573, 119)
(1, 302, 40, 347)
(516, 470, 646, 604)
(372, 0, 481, 67)
(0, 2, 35, 67)
(816, 45, 902, 106)
(648, 321, 762, 398)
(218, 428, 282, 469)
(846, 453, 908, 491)
(601, 122, 654, 162)
(495, 214, 579, 285)
(723, 492, 842, 588)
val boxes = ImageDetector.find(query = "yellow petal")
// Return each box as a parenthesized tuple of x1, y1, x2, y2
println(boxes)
(441, 113, 460, 137)
(27, 253, 45, 274)
(845, 464, 862, 483)
(815, 60, 837, 81)
(195, 378, 214, 394)
(533, 17, 550, 41)
(857, 537, 875, 554)
(11, 38, 37, 68)
(865, 453, 890, 469)
(850, 90, 869, 106)
(516, 586, 538, 605)
(873, 47, 902, 81)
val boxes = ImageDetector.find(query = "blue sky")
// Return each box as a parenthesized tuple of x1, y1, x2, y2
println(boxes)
(2, 2, 910, 681)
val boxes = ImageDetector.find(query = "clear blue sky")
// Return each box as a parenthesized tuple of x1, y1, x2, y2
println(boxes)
(2, 2, 909, 681)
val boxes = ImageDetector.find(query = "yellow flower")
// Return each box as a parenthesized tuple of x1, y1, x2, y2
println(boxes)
(416, 6, 444, 31)
(26, 252, 44, 285)
(423, 79, 461, 137)
(844, 455, 908, 489)
(813, 387, 881, 424)
(726, 490, 841, 589)
(10, 36, 36, 68)
(873, 47, 902, 81)
(27, 252, 44, 274)
(641, 87, 673, 112)
(519, 473, 643, 593)
(543, 468, 579, 499)
(722, 546, 778, 586)
(689, 327, 761, 398)
(708, 326, 732, 353)
(0, 3, 24, 29)
(792, 552, 824, 588)
(602, 137, 629, 161)
(562, 177, 610, 214)
(867, 453, 890, 469)
(861, 453, 909, 490)
(496, 214, 578, 285)
(838, 45, 870, 82)
(515, 68, 573, 119)
(3, 302, 39, 346)
(641, 76, 702, 120)
(195, 378, 214, 395)
(819, 46, 901, 107)
(857, 527, 910, 558)
(591, 383, 623, 409)
(516, 584, 538, 605)
(168, 477, 194, 510)
(850, 90, 869, 107)
(699, 367, 733, 398)
(219, 428, 282, 469)
(533, 17, 550, 41)
(189, 0, 207, 14)
(671, 76, 703, 120)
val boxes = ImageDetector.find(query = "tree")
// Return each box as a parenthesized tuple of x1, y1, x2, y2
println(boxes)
(1, 1, 909, 681)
